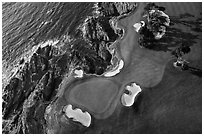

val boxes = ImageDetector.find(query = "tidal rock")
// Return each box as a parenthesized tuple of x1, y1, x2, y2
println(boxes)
(97, 2, 138, 17)
(138, 3, 170, 48)
(2, 45, 68, 133)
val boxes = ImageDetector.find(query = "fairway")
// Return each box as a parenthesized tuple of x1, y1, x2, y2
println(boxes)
(89, 2, 202, 133)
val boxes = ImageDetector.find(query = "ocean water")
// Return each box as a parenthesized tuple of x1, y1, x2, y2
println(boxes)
(2, 3, 94, 69)
(2, 2, 95, 85)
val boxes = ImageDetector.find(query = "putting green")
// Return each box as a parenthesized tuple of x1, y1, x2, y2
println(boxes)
(68, 79, 118, 114)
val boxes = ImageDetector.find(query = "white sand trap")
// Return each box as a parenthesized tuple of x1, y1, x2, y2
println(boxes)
(121, 83, 142, 107)
(65, 104, 91, 127)
(133, 21, 145, 33)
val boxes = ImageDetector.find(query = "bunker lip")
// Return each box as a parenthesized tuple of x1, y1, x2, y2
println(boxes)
(65, 77, 123, 119)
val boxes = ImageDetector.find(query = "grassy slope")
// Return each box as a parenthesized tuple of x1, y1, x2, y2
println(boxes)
(56, 2, 201, 134)
(119, 3, 202, 133)
(91, 2, 201, 134)
(92, 61, 201, 134)
(134, 61, 201, 134)
(158, 2, 202, 69)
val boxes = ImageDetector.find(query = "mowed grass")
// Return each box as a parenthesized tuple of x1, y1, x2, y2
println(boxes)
(115, 2, 171, 88)
(120, 3, 201, 133)
(135, 61, 202, 133)
(156, 2, 201, 17)
(158, 2, 202, 68)
(69, 79, 118, 114)
(92, 61, 201, 134)
(89, 3, 202, 134)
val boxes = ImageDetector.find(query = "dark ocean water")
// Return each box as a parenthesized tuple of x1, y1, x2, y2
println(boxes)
(2, 2, 94, 70)
(2, 2, 95, 85)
